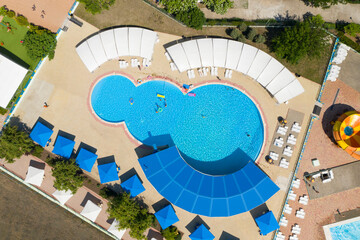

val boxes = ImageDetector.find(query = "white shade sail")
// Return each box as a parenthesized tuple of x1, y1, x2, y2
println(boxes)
(247, 50, 272, 80)
(24, 165, 44, 187)
(256, 58, 284, 87)
(108, 220, 126, 239)
(0, 53, 28, 108)
(266, 68, 296, 95)
(274, 79, 305, 104)
(166, 44, 190, 72)
(236, 44, 258, 74)
(140, 29, 158, 60)
(87, 34, 108, 66)
(52, 189, 73, 205)
(128, 28, 142, 56)
(213, 38, 228, 68)
(197, 38, 213, 67)
(182, 40, 202, 69)
(114, 28, 129, 56)
(100, 29, 118, 60)
(225, 41, 243, 70)
(80, 200, 102, 222)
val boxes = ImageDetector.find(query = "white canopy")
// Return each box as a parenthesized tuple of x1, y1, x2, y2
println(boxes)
(247, 50, 272, 80)
(266, 68, 296, 95)
(0, 53, 28, 108)
(213, 39, 228, 68)
(274, 79, 305, 104)
(87, 34, 108, 66)
(140, 29, 158, 60)
(114, 28, 129, 56)
(225, 40, 243, 70)
(256, 58, 284, 87)
(108, 220, 126, 239)
(24, 165, 44, 187)
(52, 189, 73, 205)
(197, 38, 213, 67)
(75, 42, 99, 72)
(166, 44, 190, 72)
(182, 40, 202, 69)
(76, 27, 158, 72)
(236, 44, 258, 74)
(80, 200, 102, 222)
(100, 29, 118, 60)
(128, 28, 142, 56)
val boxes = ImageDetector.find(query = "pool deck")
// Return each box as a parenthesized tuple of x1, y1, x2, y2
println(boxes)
(9, 17, 320, 240)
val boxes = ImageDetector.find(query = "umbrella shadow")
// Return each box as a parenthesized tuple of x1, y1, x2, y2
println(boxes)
(77, 142, 97, 155)
(219, 231, 240, 240)
(80, 192, 102, 207)
(185, 215, 210, 233)
(152, 198, 171, 212)
(147, 229, 163, 240)
(97, 155, 116, 166)
(250, 203, 269, 220)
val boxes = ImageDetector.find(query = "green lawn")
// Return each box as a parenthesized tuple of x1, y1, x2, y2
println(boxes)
(0, 16, 38, 70)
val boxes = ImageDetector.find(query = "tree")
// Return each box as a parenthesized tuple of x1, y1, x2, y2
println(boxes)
(160, 0, 197, 14)
(302, 0, 347, 8)
(272, 15, 329, 64)
(52, 159, 84, 194)
(23, 29, 57, 60)
(107, 193, 153, 240)
(161, 226, 179, 240)
(175, 8, 205, 30)
(246, 28, 257, 41)
(78, 0, 116, 14)
(0, 125, 35, 163)
(203, 0, 234, 15)
(344, 23, 360, 37)
(6, 10, 15, 18)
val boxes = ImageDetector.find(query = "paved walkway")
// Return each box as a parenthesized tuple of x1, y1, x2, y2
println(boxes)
(203, 0, 360, 23)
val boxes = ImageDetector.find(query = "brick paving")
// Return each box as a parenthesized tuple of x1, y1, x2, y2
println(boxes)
(278, 79, 360, 240)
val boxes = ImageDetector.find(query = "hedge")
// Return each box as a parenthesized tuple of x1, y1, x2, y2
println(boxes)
(337, 31, 360, 52)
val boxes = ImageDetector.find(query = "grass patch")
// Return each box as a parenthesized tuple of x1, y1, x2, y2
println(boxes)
(0, 16, 38, 70)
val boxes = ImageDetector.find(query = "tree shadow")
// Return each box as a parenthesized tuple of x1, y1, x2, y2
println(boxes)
(273, 11, 299, 25)
(321, 103, 355, 143)
(7, 116, 31, 133)
(264, 27, 284, 52)
(335, 20, 349, 32)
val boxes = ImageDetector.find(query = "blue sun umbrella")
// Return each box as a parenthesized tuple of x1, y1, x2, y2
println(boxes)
(97, 162, 119, 184)
(189, 224, 215, 240)
(255, 211, 280, 235)
(52, 135, 75, 159)
(120, 175, 145, 198)
(154, 205, 179, 230)
(30, 122, 53, 147)
(76, 148, 98, 172)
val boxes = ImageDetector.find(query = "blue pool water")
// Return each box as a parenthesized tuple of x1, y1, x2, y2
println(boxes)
(330, 220, 360, 240)
(91, 75, 264, 175)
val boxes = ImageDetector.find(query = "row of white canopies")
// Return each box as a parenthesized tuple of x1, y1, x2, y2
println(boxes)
(76, 27, 159, 72)
(166, 38, 304, 104)
(76, 27, 304, 104)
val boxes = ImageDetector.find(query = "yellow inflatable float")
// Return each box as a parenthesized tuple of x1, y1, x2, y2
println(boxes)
(333, 111, 360, 160)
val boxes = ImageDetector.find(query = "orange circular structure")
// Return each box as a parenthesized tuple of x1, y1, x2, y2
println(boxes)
(333, 111, 360, 160)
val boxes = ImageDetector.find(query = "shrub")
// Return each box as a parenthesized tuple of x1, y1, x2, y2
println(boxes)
(52, 158, 84, 194)
(6, 10, 15, 18)
(238, 22, 248, 32)
(254, 34, 266, 43)
(78, 0, 116, 14)
(246, 28, 257, 41)
(344, 23, 360, 37)
(23, 29, 57, 60)
(32, 145, 44, 158)
(0, 107, 7, 115)
(15, 15, 29, 26)
(160, 0, 197, 14)
(230, 28, 242, 39)
(0, 125, 35, 163)
(0, 6, 7, 16)
(337, 31, 360, 52)
(175, 8, 205, 30)
(237, 33, 246, 42)
(161, 226, 179, 240)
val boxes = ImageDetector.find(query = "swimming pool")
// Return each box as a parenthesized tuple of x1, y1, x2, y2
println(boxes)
(324, 217, 360, 240)
(91, 75, 264, 175)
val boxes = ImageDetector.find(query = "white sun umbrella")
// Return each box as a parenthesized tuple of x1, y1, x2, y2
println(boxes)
(24, 166, 45, 187)
(108, 220, 126, 239)
(80, 200, 102, 222)
(52, 190, 73, 205)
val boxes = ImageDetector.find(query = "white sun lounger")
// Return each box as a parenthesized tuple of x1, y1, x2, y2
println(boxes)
(165, 52, 171, 61)
(170, 62, 177, 71)
(276, 232, 285, 240)
(289, 234, 299, 240)
(269, 151, 279, 161)
(293, 178, 300, 189)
